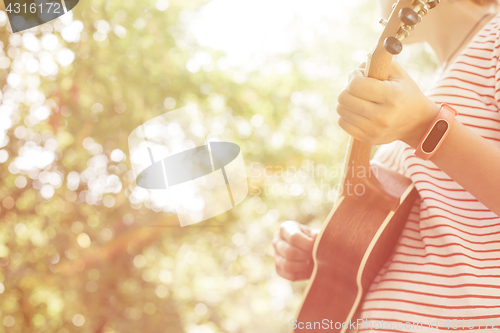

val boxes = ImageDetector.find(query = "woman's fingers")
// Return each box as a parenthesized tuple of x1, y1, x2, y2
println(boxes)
(273, 238, 311, 261)
(337, 88, 382, 120)
(300, 224, 320, 240)
(275, 254, 312, 273)
(346, 69, 390, 103)
(273, 221, 318, 281)
(274, 254, 314, 281)
(280, 221, 315, 253)
(336, 104, 373, 132)
(275, 265, 309, 282)
(337, 116, 369, 144)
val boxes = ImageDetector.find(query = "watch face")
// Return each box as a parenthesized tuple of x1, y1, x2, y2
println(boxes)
(422, 119, 449, 153)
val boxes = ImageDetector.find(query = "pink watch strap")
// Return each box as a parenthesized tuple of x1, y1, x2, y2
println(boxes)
(414, 103, 458, 160)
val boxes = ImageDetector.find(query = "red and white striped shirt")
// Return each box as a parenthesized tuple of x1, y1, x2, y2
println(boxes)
(358, 13, 500, 333)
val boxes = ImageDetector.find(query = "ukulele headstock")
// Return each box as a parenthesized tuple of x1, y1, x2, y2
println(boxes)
(382, 0, 440, 55)
(365, 0, 440, 80)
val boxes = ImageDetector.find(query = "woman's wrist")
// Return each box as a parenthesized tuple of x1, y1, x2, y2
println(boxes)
(402, 100, 441, 149)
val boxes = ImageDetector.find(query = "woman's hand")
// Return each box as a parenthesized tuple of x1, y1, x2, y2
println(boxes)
(272, 221, 320, 282)
(336, 60, 440, 148)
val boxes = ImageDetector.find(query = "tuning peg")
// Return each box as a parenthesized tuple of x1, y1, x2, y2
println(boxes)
(379, 18, 388, 26)
(384, 37, 403, 55)
(399, 7, 420, 26)
(428, 0, 440, 9)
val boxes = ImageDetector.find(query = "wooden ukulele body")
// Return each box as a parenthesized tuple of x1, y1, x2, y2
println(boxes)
(294, 146, 418, 332)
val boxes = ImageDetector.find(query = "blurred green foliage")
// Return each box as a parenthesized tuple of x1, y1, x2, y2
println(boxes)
(0, 0, 437, 332)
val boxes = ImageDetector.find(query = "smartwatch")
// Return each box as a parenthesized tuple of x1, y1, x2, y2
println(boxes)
(414, 103, 458, 160)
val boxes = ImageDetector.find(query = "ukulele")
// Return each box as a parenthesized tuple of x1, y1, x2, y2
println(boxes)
(294, 0, 439, 332)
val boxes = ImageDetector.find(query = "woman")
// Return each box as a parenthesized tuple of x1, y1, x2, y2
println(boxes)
(273, 0, 500, 330)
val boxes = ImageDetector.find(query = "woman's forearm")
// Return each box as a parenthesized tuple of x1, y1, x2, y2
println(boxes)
(336, 63, 500, 216)
(428, 120, 500, 217)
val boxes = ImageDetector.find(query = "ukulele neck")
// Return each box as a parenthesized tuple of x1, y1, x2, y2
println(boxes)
(336, 0, 413, 194)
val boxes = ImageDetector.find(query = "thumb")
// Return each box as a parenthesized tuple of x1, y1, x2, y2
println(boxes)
(358, 62, 367, 76)
(300, 225, 320, 240)
(310, 228, 320, 241)
(388, 60, 407, 80)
